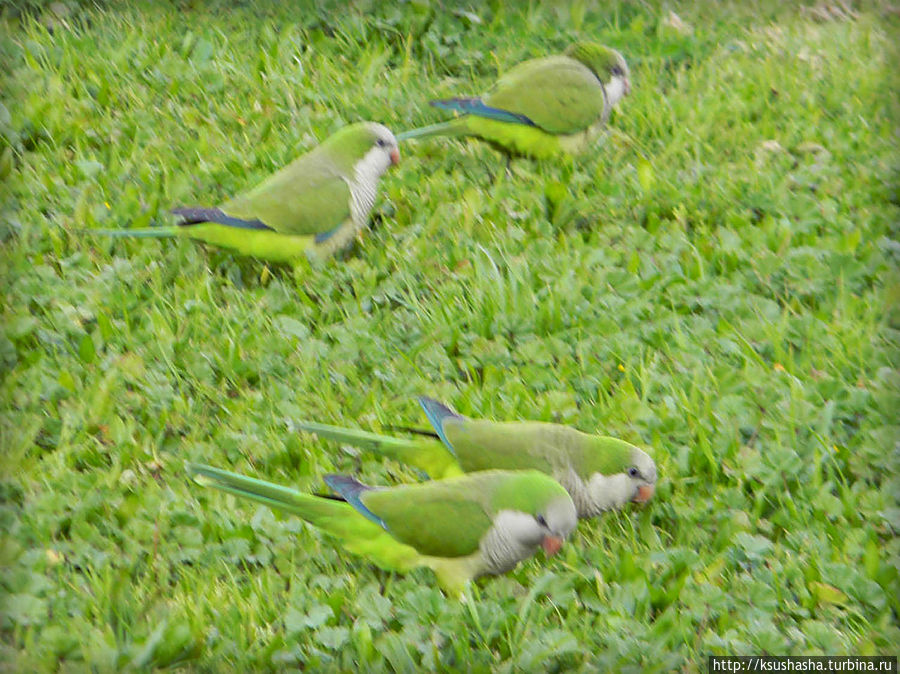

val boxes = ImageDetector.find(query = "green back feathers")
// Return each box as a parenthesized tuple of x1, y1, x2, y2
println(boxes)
(358, 472, 496, 559)
(564, 42, 628, 83)
(489, 469, 571, 516)
(220, 150, 351, 236)
(484, 55, 606, 136)
(363, 481, 490, 559)
(442, 420, 557, 474)
(571, 435, 640, 477)
(220, 122, 388, 236)
(442, 418, 641, 480)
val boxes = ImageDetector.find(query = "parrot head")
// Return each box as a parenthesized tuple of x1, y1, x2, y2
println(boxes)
(325, 121, 400, 179)
(534, 493, 579, 555)
(581, 438, 658, 515)
(367, 122, 401, 167)
(565, 42, 631, 107)
(624, 446, 657, 504)
(496, 495, 577, 560)
(492, 472, 577, 561)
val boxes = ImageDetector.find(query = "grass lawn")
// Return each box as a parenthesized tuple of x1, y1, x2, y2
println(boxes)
(1, 0, 898, 670)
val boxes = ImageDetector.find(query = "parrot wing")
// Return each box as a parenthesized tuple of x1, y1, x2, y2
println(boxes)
(445, 421, 561, 474)
(418, 398, 563, 475)
(218, 149, 353, 239)
(356, 476, 496, 559)
(483, 56, 607, 135)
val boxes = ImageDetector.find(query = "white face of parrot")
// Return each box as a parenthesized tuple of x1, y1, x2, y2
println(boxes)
(346, 123, 400, 227)
(605, 53, 631, 107)
(357, 123, 400, 183)
(605, 75, 629, 107)
(628, 449, 657, 503)
(535, 495, 579, 554)
(480, 496, 577, 573)
(586, 448, 657, 515)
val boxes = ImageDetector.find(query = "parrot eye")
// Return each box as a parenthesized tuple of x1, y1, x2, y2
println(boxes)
(628, 467, 640, 478)
(535, 514, 547, 528)
(612, 66, 624, 77)
(376, 138, 388, 147)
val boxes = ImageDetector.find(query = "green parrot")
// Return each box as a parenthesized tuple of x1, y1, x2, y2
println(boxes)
(187, 463, 577, 597)
(297, 397, 657, 519)
(91, 122, 399, 265)
(396, 43, 630, 160)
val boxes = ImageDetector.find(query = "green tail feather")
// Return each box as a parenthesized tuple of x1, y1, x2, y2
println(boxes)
(187, 462, 338, 521)
(187, 462, 426, 576)
(296, 421, 463, 479)
(87, 226, 180, 239)
(296, 421, 419, 454)
(396, 120, 468, 141)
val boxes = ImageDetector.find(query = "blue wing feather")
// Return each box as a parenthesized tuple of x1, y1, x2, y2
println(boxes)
(172, 207, 275, 231)
(430, 98, 537, 127)
(323, 475, 387, 529)
(418, 397, 463, 454)
(314, 221, 345, 244)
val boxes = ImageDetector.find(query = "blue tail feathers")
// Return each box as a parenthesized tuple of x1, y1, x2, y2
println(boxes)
(417, 397, 462, 452)
(430, 98, 536, 127)
(323, 474, 386, 529)
(172, 207, 274, 231)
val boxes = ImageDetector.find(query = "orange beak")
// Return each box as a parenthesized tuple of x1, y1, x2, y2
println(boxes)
(624, 78, 632, 96)
(633, 484, 655, 503)
(390, 148, 400, 165)
(541, 535, 563, 556)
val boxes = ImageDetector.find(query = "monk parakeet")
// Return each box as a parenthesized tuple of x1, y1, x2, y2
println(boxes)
(187, 463, 576, 596)
(91, 122, 399, 265)
(297, 397, 657, 519)
(396, 43, 630, 160)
